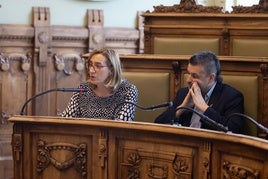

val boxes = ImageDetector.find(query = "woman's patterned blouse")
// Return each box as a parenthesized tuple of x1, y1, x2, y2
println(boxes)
(61, 80, 138, 121)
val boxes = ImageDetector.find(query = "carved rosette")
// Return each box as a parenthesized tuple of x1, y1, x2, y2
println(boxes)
(37, 139, 87, 178)
(222, 161, 260, 178)
(38, 31, 49, 44)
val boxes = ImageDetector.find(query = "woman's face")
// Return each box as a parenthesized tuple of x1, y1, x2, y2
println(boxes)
(88, 54, 112, 86)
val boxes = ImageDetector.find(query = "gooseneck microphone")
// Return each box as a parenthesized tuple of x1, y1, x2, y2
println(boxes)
(227, 113, 268, 134)
(20, 88, 88, 115)
(113, 101, 173, 120)
(176, 106, 228, 132)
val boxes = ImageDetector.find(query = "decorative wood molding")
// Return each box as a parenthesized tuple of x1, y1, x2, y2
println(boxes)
(123, 151, 142, 178)
(152, 0, 223, 13)
(9, 116, 268, 178)
(232, 0, 268, 13)
(260, 63, 268, 80)
(0, 52, 32, 72)
(54, 53, 85, 75)
(172, 155, 190, 175)
(222, 161, 260, 178)
(12, 134, 22, 161)
(37, 139, 87, 178)
(150, 0, 268, 14)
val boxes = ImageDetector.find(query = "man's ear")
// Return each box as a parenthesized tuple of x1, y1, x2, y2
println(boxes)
(209, 73, 216, 82)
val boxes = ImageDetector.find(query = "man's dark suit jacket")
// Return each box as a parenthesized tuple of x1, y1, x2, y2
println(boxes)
(154, 82, 244, 134)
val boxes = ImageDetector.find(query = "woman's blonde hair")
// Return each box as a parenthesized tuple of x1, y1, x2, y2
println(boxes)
(86, 48, 123, 91)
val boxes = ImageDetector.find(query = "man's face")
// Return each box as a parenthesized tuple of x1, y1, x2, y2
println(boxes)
(186, 64, 215, 95)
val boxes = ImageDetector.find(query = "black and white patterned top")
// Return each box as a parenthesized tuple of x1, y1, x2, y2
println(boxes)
(61, 80, 138, 121)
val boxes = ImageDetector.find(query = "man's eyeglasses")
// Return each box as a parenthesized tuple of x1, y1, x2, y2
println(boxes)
(88, 62, 109, 71)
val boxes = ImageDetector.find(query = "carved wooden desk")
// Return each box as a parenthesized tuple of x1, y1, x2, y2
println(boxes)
(9, 116, 268, 179)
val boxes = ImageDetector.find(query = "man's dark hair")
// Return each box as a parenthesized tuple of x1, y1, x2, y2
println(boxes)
(189, 51, 222, 82)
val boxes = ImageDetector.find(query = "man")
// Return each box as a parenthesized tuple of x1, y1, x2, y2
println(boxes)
(155, 51, 244, 133)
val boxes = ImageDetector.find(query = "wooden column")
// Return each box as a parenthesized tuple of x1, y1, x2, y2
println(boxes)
(33, 7, 52, 115)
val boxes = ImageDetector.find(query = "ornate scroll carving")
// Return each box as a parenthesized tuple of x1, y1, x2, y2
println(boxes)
(232, 0, 268, 13)
(37, 139, 87, 178)
(0, 52, 32, 72)
(54, 53, 85, 75)
(0, 52, 9, 71)
(152, 0, 223, 13)
(222, 161, 260, 178)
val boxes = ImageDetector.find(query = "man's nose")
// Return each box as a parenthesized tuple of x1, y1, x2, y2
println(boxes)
(186, 75, 193, 83)
(89, 66, 96, 72)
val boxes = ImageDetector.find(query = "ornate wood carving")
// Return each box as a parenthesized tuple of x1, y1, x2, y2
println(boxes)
(148, 163, 168, 179)
(0, 52, 31, 73)
(172, 154, 191, 177)
(222, 161, 260, 178)
(125, 151, 142, 179)
(98, 133, 107, 169)
(232, 0, 268, 13)
(152, 0, 223, 13)
(33, 7, 51, 67)
(9, 116, 268, 179)
(150, 0, 268, 14)
(54, 53, 85, 75)
(37, 139, 87, 178)
(12, 134, 22, 161)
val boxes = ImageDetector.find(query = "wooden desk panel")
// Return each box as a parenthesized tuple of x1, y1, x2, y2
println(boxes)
(9, 116, 268, 179)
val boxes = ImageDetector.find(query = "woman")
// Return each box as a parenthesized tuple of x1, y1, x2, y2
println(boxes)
(62, 48, 138, 121)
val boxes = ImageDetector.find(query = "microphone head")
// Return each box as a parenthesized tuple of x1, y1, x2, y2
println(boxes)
(168, 101, 173, 108)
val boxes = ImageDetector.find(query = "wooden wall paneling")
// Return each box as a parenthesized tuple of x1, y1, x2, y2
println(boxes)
(109, 127, 206, 178)
(0, 7, 140, 179)
(52, 53, 87, 116)
(142, 1, 268, 56)
(50, 24, 89, 116)
(12, 118, 106, 179)
(0, 24, 34, 179)
(120, 55, 179, 122)
(120, 54, 179, 100)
